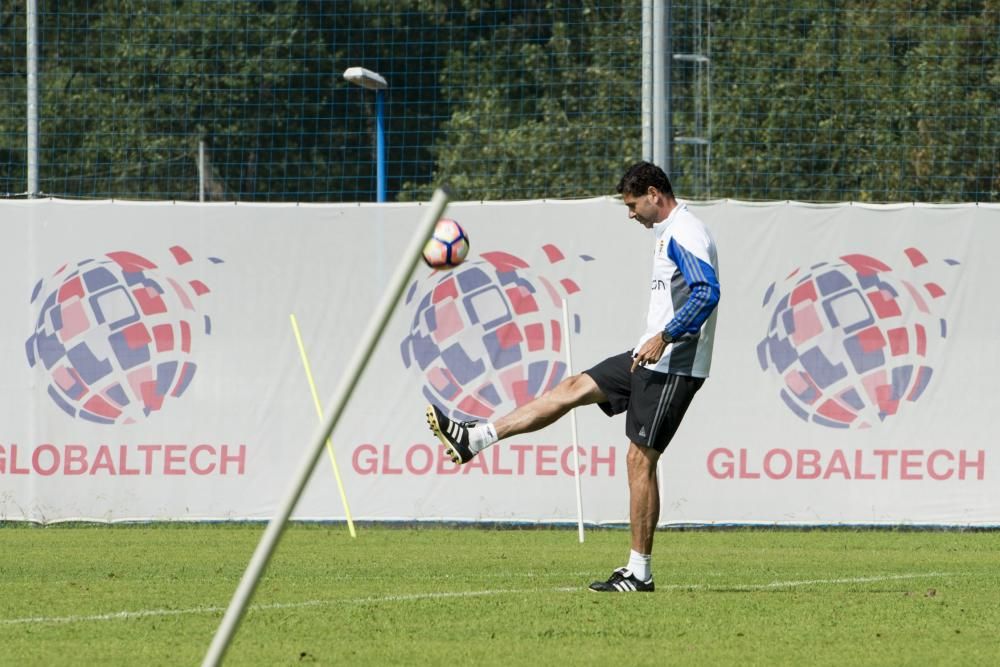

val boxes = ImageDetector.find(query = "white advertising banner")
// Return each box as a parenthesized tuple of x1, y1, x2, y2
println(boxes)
(0, 198, 997, 526)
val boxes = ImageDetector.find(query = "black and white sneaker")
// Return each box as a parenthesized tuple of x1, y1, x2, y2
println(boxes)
(588, 567, 655, 593)
(426, 404, 476, 464)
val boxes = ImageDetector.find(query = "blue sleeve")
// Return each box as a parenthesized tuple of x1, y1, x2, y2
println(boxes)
(664, 237, 721, 339)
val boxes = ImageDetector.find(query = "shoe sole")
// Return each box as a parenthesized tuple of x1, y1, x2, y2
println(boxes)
(426, 406, 462, 464)
(587, 574, 655, 593)
(587, 586, 655, 593)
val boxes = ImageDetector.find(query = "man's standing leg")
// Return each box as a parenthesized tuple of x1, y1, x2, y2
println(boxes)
(587, 442, 660, 593)
(628, 443, 660, 554)
(626, 442, 660, 579)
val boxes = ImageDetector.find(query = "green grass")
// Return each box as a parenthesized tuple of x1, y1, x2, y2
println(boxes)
(2, 525, 1000, 665)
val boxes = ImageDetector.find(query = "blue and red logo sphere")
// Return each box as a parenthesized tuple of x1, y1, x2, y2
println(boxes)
(401, 245, 593, 421)
(25, 247, 221, 424)
(757, 248, 958, 429)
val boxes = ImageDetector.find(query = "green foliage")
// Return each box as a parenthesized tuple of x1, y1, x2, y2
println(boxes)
(33, 1, 330, 200)
(0, 3, 27, 196)
(0, 2, 996, 202)
(709, 1, 999, 201)
(401, 2, 642, 201)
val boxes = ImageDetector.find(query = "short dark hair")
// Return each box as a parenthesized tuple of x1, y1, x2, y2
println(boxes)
(616, 161, 673, 198)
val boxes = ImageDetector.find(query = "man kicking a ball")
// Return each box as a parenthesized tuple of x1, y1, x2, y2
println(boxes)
(427, 161, 721, 593)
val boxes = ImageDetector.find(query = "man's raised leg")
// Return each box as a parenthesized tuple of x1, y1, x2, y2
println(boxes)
(427, 373, 605, 464)
(494, 373, 604, 439)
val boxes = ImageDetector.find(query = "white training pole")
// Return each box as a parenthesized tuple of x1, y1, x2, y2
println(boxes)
(561, 299, 585, 544)
(202, 188, 451, 667)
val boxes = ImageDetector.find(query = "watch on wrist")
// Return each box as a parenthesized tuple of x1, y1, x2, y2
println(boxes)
(660, 330, 673, 345)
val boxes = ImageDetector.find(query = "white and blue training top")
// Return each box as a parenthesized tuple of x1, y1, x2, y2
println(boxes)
(636, 203, 721, 378)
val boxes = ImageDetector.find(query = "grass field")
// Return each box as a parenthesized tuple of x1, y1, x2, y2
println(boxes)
(2, 525, 999, 666)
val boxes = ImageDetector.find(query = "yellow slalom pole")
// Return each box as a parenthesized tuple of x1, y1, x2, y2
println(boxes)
(289, 313, 357, 538)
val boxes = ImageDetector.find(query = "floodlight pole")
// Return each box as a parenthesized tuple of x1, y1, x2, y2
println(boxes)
(652, 1, 672, 176)
(641, 0, 653, 161)
(343, 67, 389, 202)
(202, 188, 452, 667)
(198, 140, 206, 202)
(26, 0, 39, 198)
(375, 89, 386, 202)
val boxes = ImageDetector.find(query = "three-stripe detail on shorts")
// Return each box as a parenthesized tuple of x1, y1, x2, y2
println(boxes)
(645, 374, 680, 448)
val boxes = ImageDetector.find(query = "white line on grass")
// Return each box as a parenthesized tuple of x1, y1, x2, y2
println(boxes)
(0, 589, 527, 627)
(658, 571, 962, 592)
(0, 572, 965, 627)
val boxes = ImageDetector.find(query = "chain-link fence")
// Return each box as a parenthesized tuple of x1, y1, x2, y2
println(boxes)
(1, 2, 997, 203)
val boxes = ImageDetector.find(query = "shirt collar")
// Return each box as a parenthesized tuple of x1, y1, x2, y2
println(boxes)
(654, 202, 685, 230)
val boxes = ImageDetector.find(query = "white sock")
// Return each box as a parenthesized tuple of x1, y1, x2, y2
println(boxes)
(468, 422, 498, 454)
(627, 549, 652, 581)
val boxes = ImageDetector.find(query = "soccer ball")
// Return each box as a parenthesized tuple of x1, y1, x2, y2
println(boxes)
(422, 218, 470, 269)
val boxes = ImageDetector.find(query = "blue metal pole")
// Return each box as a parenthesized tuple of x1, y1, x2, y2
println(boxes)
(375, 89, 386, 202)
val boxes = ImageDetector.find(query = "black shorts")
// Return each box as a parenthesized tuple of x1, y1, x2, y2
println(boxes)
(583, 351, 705, 452)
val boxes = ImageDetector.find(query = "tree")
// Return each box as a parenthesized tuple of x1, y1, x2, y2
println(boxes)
(707, 0, 998, 202)
(1, 2, 995, 203)
(398, 1, 642, 201)
(0, 2, 27, 196)
(30, 1, 332, 200)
